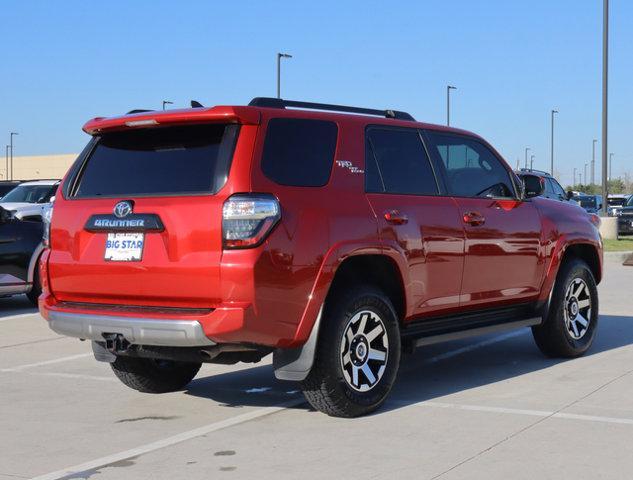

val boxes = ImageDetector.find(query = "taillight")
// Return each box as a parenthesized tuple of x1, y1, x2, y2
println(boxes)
(42, 203, 53, 247)
(222, 194, 281, 249)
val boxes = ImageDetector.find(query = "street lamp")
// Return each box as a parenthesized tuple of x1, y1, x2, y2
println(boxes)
(573, 167, 577, 186)
(530, 155, 535, 170)
(550, 110, 558, 175)
(609, 153, 614, 180)
(601, 0, 609, 214)
(446, 85, 457, 126)
(592, 139, 597, 184)
(276, 53, 293, 99)
(4, 145, 9, 181)
(162, 100, 173, 110)
(524, 147, 531, 169)
(584, 163, 588, 185)
(9, 132, 18, 181)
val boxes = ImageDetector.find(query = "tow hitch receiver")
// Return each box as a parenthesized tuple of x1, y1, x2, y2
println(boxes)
(103, 333, 130, 353)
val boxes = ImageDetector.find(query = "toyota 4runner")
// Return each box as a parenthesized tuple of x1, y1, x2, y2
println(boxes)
(40, 98, 602, 417)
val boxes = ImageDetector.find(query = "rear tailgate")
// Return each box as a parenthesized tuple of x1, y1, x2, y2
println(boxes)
(48, 120, 256, 308)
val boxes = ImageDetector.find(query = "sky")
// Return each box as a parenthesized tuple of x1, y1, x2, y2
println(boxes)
(1, 0, 631, 187)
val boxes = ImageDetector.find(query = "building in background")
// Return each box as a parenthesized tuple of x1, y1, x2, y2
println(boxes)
(3, 153, 78, 180)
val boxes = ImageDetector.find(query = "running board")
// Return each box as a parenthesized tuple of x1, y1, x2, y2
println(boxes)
(401, 305, 542, 351)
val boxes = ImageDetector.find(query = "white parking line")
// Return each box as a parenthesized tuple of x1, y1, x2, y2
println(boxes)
(415, 401, 633, 426)
(31, 398, 305, 480)
(32, 372, 117, 382)
(0, 353, 92, 372)
(0, 312, 41, 322)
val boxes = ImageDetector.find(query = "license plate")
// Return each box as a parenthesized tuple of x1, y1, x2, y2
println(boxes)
(104, 233, 144, 262)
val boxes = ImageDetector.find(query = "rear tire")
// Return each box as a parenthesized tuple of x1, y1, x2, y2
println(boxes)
(532, 257, 598, 358)
(110, 356, 201, 393)
(300, 286, 401, 418)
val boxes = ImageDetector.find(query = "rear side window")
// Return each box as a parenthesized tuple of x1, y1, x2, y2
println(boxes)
(365, 128, 438, 195)
(426, 132, 515, 199)
(261, 118, 337, 187)
(71, 124, 239, 198)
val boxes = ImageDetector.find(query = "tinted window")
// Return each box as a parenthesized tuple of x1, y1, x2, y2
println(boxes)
(426, 133, 515, 198)
(366, 128, 438, 195)
(261, 118, 337, 187)
(550, 178, 566, 197)
(72, 124, 238, 197)
(544, 178, 555, 196)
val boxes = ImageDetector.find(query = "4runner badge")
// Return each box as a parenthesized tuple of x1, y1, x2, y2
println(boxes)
(336, 160, 364, 174)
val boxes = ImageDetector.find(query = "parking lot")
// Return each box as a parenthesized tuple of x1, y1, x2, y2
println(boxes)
(0, 256, 631, 479)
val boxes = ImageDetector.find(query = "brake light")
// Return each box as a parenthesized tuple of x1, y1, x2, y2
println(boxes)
(222, 194, 281, 249)
(42, 203, 53, 247)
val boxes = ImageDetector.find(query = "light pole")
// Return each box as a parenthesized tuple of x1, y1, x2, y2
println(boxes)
(550, 110, 558, 175)
(446, 85, 457, 126)
(524, 147, 531, 169)
(609, 153, 613, 180)
(530, 155, 535, 170)
(584, 163, 588, 186)
(4, 145, 9, 180)
(573, 167, 577, 186)
(591, 139, 597, 184)
(9, 132, 18, 181)
(162, 100, 173, 110)
(601, 0, 609, 214)
(276, 53, 292, 99)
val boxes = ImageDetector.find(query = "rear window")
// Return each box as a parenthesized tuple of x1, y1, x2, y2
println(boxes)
(70, 124, 239, 198)
(261, 118, 337, 187)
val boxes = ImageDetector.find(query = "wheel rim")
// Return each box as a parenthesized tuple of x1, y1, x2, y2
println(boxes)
(340, 310, 389, 392)
(564, 277, 592, 340)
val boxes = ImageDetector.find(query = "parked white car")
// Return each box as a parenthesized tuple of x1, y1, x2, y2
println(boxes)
(0, 180, 60, 221)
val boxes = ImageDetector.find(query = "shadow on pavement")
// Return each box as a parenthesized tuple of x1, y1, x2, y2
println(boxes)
(185, 315, 633, 413)
(0, 294, 37, 318)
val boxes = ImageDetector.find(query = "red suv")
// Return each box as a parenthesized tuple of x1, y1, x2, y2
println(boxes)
(40, 98, 602, 417)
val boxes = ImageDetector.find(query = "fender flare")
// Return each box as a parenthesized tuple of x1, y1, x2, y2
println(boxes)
(27, 242, 45, 288)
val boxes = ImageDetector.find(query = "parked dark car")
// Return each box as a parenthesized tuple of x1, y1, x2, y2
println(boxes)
(515, 169, 573, 203)
(0, 206, 45, 305)
(617, 196, 633, 235)
(575, 194, 603, 214)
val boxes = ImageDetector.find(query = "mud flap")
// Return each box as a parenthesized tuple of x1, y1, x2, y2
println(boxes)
(273, 306, 323, 381)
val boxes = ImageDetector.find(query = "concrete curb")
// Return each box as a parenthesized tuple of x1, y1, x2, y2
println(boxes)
(604, 251, 633, 263)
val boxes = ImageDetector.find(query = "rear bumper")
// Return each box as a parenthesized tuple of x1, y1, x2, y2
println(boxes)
(48, 310, 216, 347)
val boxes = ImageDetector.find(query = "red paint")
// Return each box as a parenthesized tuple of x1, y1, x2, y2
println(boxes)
(41, 103, 603, 349)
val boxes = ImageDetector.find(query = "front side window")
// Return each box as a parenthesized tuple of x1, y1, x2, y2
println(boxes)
(550, 179, 566, 198)
(261, 118, 337, 187)
(365, 128, 438, 195)
(426, 132, 515, 199)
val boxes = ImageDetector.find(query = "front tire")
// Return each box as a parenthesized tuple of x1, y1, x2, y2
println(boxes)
(532, 257, 598, 358)
(300, 286, 401, 418)
(110, 356, 201, 393)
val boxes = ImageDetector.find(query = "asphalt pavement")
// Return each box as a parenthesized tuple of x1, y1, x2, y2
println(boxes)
(2, 258, 633, 479)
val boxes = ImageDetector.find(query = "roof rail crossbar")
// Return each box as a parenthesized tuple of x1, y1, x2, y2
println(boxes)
(248, 97, 415, 121)
(126, 109, 154, 114)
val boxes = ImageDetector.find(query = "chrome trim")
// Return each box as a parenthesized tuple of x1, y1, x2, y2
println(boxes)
(27, 242, 45, 284)
(48, 311, 216, 347)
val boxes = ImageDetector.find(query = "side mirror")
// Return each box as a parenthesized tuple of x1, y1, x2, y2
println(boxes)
(566, 190, 574, 201)
(522, 175, 544, 199)
(0, 207, 13, 224)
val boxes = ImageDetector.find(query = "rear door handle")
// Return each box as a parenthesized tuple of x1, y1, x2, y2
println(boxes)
(384, 210, 408, 225)
(463, 212, 485, 226)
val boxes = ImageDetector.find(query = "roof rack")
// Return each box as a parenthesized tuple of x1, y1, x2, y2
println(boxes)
(126, 109, 154, 114)
(248, 97, 415, 121)
(519, 168, 551, 176)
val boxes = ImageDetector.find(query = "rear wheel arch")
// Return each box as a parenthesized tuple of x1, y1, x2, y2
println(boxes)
(325, 254, 407, 323)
